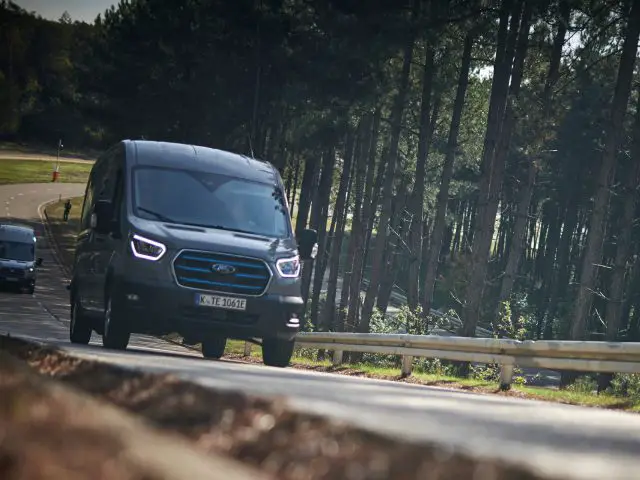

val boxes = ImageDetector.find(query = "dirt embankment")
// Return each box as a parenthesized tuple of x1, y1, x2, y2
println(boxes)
(0, 336, 263, 480)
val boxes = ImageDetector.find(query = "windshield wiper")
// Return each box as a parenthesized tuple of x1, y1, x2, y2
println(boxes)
(136, 207, 178, 223)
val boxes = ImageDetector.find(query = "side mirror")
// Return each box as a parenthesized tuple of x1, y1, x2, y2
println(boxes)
(297, 228, 318, 260)
(35, 258, 43, 267)
(91, 200, 114, 235)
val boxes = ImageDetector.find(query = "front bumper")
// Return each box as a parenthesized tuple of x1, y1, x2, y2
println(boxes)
(115, 276, 303, 341)
(0, 275, 34, 288)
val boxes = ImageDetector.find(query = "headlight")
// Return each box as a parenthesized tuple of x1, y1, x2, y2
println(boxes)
(130, 234, 166, 261)
(276, 255, 301, 278)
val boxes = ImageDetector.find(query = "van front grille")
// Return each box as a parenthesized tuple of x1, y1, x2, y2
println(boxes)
(172, 250, 271, 296)
(0, 267, 25, 278)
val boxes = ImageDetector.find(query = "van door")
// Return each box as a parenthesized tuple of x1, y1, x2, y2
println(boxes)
(76, 153, 111, 313)
(92, 144, 125, 311)
(74, 172, 96, 311)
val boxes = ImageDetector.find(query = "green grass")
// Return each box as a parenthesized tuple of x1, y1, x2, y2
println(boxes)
(0, 159, 92, 185)
(225, 339, 640, 411)
(0, 141, 99, 161)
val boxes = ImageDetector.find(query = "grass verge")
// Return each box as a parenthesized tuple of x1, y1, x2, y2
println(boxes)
(0, 334, 552, 480)
(0, 159, 92, 185)
(44, 199, 640, 413)
(0, 141, 98, 161)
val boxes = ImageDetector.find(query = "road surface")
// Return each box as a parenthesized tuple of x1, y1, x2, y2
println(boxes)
(0, 183, 639, 480)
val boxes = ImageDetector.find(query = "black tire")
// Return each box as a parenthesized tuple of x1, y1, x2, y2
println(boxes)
(26, 285, 35, 295)
(262, 338, 295, 368)
(201, 336, 226, 359)
(70, 296, 92, 344)
(102, 292, 130, 350)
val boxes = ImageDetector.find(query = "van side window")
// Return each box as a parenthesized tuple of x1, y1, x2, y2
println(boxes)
(112, 169, 124, 224)
(80, 178, 95, 230)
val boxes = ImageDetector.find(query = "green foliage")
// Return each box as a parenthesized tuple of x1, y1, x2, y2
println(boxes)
(470, 301, 527, 385)
(611, 374, 640, 399)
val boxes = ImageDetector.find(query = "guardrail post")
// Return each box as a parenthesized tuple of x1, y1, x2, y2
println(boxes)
(243, 342, 252, 357)
(499, 362, 514, 391)
(401, 355, 413, 378)
(332, 350, 343, 366)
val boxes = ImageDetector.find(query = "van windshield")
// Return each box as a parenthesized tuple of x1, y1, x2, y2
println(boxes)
(132, 167, 292, 238)
(0, 241, 34, 262)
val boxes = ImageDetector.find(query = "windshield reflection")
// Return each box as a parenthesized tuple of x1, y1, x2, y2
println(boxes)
(132, 167, 292, 239)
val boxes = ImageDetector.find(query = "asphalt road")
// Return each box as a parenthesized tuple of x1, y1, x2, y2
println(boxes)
(0, 183, 639, 480)
(0, 183, 199, 356)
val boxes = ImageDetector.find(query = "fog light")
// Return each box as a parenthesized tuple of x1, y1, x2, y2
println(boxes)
(126, 294, 139, 301)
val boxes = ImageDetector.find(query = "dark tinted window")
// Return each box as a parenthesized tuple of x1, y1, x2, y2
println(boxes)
(132, 167, 292, 238)
(0, 241, 34, 262)
(80, 178, 94, 230)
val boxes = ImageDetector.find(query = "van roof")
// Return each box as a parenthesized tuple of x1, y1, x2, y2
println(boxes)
(124, 140, 279, 185)
(0, 223, 36, 242)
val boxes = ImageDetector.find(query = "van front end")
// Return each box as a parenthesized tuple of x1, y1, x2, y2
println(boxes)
(112, 233, 305, 344)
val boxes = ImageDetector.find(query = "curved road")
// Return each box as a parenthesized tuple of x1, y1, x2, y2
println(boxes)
(1, 183, 640, 480)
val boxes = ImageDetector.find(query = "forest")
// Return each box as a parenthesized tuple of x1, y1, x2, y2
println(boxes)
(2, 0, 640, 387)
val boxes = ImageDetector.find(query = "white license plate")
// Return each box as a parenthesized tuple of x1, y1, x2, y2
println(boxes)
(196, 294, 247, 311)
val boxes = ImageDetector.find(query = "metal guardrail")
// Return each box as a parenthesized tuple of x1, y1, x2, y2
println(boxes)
(291, 332, 640, 389)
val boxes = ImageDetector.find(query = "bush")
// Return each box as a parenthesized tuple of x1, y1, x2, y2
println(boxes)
(470, 301, 527, 385)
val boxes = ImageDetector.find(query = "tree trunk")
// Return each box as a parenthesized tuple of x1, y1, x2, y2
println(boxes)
(422, 31, 474, 315)
(626, 261, 640, 342)
(463, 197, 477, 253)
(337, 116, 370, 332)
(290, 154, 301, 214)
(460, 0, 528, 343)
(535, 199, 562, 336)
(358, 1, 418, 335)
(319, 131, 356, 334)
(451, 200, 463, 255)
(545, 202, 579, 338)
(377, 172, 411, 313)
(347, 108, 381, 332)
(295, 157, 319, 237)
(567, 0, 640, 349)
(306, 148, 336, 324)
(299, 157, 322, 305)
(406, 39, 436, 310)
(496, 162, 536, 307)
(597, 90, 640, 392)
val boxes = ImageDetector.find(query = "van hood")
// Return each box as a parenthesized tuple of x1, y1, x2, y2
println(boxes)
(130, 219, 298, 262)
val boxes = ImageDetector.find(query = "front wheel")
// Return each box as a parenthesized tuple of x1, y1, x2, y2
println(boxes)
(102, 293, 130, 350)
(202, 336, 226, 359)
(70, 296, 92, 344)
(262, 338, 295, 368)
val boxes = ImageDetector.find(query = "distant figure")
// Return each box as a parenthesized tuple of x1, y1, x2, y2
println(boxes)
(63, 199, 72, 221)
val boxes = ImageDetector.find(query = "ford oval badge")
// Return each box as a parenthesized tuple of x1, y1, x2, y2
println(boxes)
(211, 263, 236, 275)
